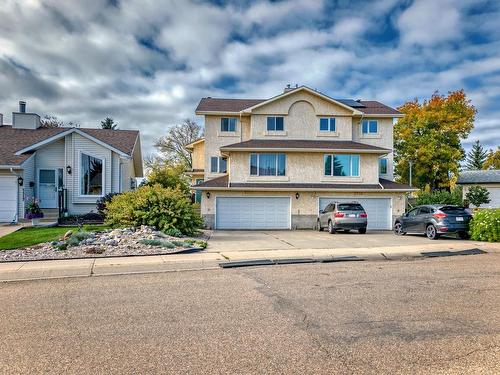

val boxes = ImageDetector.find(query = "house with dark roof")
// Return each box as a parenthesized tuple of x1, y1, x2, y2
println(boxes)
(456, 170, 500, 208)
(0, 102, 143, 223)
(188, 85, 415, 230)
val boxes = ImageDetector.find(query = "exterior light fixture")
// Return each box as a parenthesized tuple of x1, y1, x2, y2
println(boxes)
(66, 165, 72, 175)
(295, 192, 300, 199)
(17, 176, 24, 186)
(206, 192, 211, 199)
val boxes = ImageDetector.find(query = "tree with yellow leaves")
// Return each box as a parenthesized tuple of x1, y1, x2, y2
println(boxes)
(394, 90, 476, 190)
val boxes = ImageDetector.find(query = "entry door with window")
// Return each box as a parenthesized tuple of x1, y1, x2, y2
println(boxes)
(39, 169, 58, 208)
(195, 179, 204, 203)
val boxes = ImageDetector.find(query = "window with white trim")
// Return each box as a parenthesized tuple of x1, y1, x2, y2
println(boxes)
(210, 156, 227, 173)
(324, 154, 360, 177)
(379, 157, 388, 175)
(250, 153, 286, 176)
(220, 118, 237, 132)
(80, 153, 104, 195)
(319, 118, 336, 132)
(362, 120, 378, 134)
(266, 117, 284, 131)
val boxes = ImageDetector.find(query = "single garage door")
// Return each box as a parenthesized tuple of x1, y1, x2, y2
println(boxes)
(483, 187, 500, 208)
(216, 197, 291, 229)
(319, 197, 392, 230)
(0, 176, 18, 223)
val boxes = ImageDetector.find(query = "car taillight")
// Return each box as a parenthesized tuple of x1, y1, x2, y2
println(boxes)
(433, 212, 447, 219)
(334, 212, 344, 218)
(360, 213, 367, 218)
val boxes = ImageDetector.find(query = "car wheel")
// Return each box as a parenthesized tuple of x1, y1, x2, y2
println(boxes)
(358, 227, 366, 234)
(458, 231, 469, 240)
(317, 219, 323, 231)
(328, 221, 336, 234)
(426, 224, 439, 240)
(394, 222, 406, 235)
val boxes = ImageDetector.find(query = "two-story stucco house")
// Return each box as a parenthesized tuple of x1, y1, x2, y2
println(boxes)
(0, 102, 143, 223)
(189, 86, 414, 230)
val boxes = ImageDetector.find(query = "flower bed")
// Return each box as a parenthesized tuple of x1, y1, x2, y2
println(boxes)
(0, 226, 208, 262)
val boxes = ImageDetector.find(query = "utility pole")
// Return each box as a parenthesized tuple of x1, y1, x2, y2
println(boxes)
(409, 160, 413, 187)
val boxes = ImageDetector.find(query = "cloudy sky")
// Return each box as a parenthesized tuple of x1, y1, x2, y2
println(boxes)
(1, 0, 499, 157)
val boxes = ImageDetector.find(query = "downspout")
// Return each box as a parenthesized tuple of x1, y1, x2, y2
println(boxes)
(9, 167, 21, 223)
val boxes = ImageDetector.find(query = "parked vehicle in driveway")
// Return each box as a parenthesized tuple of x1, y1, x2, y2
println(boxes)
(317, 202, 368, 234)
(394, 205, 472, 240)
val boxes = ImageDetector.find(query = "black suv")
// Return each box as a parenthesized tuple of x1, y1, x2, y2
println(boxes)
(394, 205, 472, 240)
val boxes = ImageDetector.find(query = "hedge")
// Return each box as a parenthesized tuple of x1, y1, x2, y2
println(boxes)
(469, 209, 500, 242)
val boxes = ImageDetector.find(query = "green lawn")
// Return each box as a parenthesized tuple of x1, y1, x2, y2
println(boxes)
(0, 225, 111, 250)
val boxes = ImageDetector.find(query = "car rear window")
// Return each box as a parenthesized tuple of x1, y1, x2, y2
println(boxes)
(440, 206, 467, 214)
(337, 203, 364, 211)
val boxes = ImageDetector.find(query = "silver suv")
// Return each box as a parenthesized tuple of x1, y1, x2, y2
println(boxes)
(317, 201, 368, 234)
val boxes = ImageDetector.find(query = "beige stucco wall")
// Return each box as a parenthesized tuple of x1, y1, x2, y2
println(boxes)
(229, 152, 380, 184)
(201, 190, 406, 220)
(191, 141, 205, 170)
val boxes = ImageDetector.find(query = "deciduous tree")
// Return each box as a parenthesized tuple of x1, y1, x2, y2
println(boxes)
(394, 90, 476, 190)
(483, 147, 500, 170)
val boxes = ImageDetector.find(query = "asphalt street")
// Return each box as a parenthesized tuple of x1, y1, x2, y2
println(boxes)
(1, 253, 499, 374)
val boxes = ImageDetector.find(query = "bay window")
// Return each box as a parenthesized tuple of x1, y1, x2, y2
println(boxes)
(250, 153, 286, 176)
(80, 153, 103, 195)
(324, 154, 360, 177)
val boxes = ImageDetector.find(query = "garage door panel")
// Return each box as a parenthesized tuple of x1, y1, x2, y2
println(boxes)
(319, 197, 392, 230)
(216, 197, 290, 229)
(0, 176, 18, 223)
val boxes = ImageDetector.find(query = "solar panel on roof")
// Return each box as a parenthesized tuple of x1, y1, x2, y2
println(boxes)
(334, 99, 366, 108)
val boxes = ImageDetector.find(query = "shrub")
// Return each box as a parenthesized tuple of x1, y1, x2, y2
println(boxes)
(67, 237, 81, 247)
(465, 185, 491, 208)
(138, 239, 176, 249)
(415, 188, 463, 206)
(469, 209, 500, 242)
(105, 184, 203, 235)
(74, 231, 91, 241)
(165, 228, 183, 237)
(96, 193, 121, 217)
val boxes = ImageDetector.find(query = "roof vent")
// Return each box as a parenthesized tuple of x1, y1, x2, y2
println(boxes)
(283, 84, 293, 93)
(19, 100, 26, 113)
(0, 113, 3, 126)
(356, 99, 362, 102)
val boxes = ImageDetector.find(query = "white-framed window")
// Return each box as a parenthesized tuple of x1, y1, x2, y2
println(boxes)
(80, 152, 104, 196)
(210, 156, 227, 173)
(319, 118, 336, 132)
(250, 153, 286, 176)
(266, 116, 284, 131)
(220, 118, 237, 132)
(362, 120, 378, 134)
(324, 154, 360, 177)
(379, 157, 388, 175)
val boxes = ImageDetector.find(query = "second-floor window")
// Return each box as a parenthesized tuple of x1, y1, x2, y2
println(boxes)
(221, 118, 237, 132)
(267, 116, 284, 131)
(379, 158, 388, 175)
(210, 156, 227, 173)
(324, 154, 360, 177)
(250, 153, 286, 176)
(319, 118, 336, 132)
(362, 120, 378, 134)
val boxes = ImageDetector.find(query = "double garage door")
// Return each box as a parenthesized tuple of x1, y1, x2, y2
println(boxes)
(319, 197, 392, 230)
(216, 197, 291, 229)
(0, 176, 18, 223)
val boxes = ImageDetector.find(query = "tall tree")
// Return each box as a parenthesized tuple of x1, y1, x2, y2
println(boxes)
(153, 119, 203, 169)
(465, 140, 488, 170)
(394, 90, 476, 190)
(483, 147, 500, 170)
(101, 117, 118, 130)
(40, 115, 79, 128)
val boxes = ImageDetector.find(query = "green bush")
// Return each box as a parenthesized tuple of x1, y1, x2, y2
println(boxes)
(469, 209, 500, 242)
(165, 228, 183, 237)
(138, 239, 176, 248)
(105, 184, 203, 235)
(415, 188, 463, 206)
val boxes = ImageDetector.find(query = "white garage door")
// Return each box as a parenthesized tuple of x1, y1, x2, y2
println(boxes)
(216, 197, 291, 229)
(0, 176, 18, 223)
(483, 187, 500, 208)
(319, 197, 392, 230)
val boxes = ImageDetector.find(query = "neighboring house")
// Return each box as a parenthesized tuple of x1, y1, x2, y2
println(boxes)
(0, 102, 143, 223)
(456, 169, 500, 208)
(189, 85, 415, 230)
(185, 138, 205, 203)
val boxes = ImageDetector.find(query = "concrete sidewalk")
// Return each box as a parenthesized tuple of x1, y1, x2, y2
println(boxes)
(1, 240, 499, 282)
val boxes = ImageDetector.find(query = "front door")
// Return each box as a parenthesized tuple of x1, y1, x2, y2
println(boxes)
(195, 179, 204, 203)
(38, 169, 58, 208)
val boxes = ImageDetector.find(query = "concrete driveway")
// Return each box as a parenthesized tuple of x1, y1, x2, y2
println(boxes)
(207, 230, 474, 252)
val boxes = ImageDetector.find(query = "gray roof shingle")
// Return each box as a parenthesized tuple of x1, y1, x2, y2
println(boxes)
(457, 170, 500, 184)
